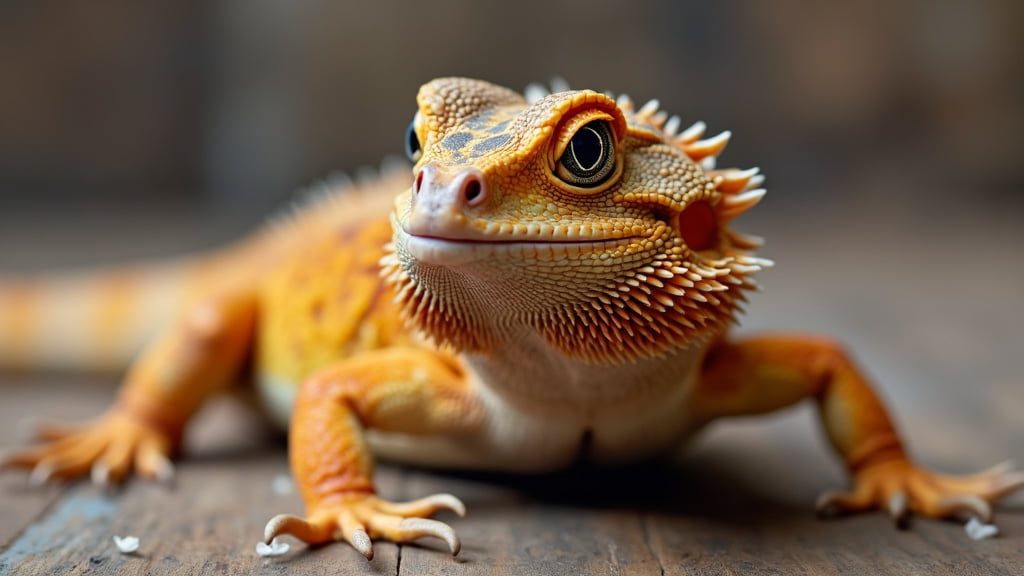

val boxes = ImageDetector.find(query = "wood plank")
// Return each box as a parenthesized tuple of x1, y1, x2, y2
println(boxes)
(0, 389, 400, 575)
(646, 431, 1024, 576)
(400, 469, 665, 575)
(2, 353, 1023, 574)
(0, 376, 115, 549)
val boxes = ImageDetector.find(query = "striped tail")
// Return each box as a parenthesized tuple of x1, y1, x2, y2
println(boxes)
(0, 259, 198, 372)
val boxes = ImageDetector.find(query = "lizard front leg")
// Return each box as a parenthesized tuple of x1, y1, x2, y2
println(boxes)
(263, 346, 484, 559)
(694, 335, 1024, 525)
(2, 289, 257, 485)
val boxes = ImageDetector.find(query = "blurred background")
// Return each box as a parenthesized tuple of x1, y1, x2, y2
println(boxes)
(1, 0, 1021, 267)
(1, 0, 1023, 391)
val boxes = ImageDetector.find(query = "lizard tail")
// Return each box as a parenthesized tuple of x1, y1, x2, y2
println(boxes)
(0, 259, 201, 372)
(0, 162, 411, 374)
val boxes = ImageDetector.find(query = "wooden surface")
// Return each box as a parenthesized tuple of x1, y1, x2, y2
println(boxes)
(2, 201, 1023, 575)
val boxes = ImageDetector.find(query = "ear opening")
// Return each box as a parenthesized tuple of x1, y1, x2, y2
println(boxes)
(677, 200, 718, 252)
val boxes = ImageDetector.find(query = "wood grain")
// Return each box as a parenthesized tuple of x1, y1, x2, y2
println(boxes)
(2, 382, 1021, 575)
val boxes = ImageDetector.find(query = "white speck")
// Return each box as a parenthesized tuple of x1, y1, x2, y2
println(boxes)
(256, 538, 290, 557)
(965, 517, 999, 540)
(271, 474, 294, 496)
(113, 535, 140, 554)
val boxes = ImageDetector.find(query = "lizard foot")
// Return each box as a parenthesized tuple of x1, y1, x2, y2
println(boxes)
(816, 459, 1024, 526)
(263, 492, 465, 560)
(1, 409, 176, 486)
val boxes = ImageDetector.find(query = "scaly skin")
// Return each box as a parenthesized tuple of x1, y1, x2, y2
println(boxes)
(3, 78, 1022, 560)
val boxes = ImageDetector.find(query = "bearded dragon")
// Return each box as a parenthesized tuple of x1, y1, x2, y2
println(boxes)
(2, 78, 1021, 560)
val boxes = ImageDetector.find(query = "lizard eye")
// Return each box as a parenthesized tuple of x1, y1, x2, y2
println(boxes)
(555, 120, 615, 187)
(405, 119, 422, 162)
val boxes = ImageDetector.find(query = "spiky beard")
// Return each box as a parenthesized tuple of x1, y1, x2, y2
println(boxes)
(380, 233, 769, 365)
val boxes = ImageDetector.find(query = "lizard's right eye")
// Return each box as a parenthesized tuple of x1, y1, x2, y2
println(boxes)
(405, 120, 422, 162)
(555, 120, 615, 188)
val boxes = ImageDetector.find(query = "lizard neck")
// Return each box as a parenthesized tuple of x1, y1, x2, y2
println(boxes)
(463, 325, 710, 416)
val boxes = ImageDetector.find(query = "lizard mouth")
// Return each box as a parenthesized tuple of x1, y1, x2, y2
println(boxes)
(401, 232, 640, 267)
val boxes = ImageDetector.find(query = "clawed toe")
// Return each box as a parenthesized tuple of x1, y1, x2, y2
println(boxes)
(887, 491, 909, 526)
(27, 461, 57, 487)
(27, 418, 89, 443)
(1, 410, 177, 487)
(817, 458, 1024, 529)
(392, 517, 460, 555)
(378, 493, 466, 518)
(264, 514, 336, 548)
(934, 494, 991, 522)
(815, 489, 869, 518)
(264, 493, 464, 560)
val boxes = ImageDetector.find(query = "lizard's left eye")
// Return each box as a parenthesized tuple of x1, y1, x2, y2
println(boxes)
(405, 120, 422, 162)
(555, 120, 615, 187)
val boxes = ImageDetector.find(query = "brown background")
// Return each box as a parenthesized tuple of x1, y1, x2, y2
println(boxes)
(1, 1, 1022, 266)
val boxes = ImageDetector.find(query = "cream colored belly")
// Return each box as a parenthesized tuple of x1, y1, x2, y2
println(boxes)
(256, 371, 703, 473)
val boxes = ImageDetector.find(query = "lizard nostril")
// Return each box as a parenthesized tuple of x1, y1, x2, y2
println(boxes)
(458, 171, 487, 207)
(414, 169, 425, 195)
(464, 180, 482, 204)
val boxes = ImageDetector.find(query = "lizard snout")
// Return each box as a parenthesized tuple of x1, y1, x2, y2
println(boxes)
(407, 165, 489, 239)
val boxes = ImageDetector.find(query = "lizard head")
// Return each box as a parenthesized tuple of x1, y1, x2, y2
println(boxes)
(383, 77, 771, 363)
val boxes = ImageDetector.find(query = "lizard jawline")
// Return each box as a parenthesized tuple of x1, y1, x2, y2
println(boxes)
(403, 234, 640, 267)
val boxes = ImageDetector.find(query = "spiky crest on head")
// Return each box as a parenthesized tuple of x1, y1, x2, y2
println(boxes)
(382, 77, 771, 364)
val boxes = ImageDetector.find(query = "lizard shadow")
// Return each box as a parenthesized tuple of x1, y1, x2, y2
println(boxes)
(417, 452, 818, 531)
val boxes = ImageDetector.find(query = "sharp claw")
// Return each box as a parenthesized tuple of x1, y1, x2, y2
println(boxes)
(352, 528, 374, 560)
(814, 489, 872, 518)
(264, 513, 334, 545)
(437, 493, 466, 518)
(398, 518, 461, 556)
(264, 514, 304, 543)
(154, 456, 175, 485)
(29, 462, 55, 487)
(982, 460, 1015, 477)
(888, 492, 909, 528)
(814, 491, 843, 517)
(937, 494, 993, 523)
(91, 463, 111, 486)
(140, 452, 176, 485)
(135, 440, 175, 485)
(382, 493, 466, 518)
(996, 470, 1024, 496)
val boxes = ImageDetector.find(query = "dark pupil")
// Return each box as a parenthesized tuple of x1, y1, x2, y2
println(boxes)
(569, 125, 603, 172)
(405, 120, 421, 161)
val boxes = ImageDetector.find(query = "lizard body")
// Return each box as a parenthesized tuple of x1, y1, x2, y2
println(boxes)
(3, 78, 1021, 560)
